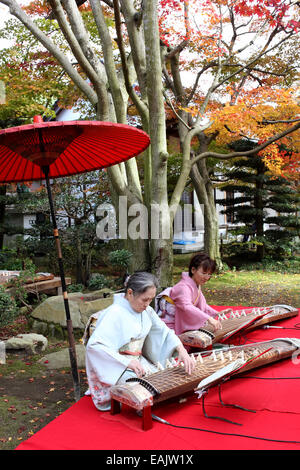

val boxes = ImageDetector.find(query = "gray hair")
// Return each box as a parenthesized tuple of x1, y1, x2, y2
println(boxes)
(124, 271, 159, 295)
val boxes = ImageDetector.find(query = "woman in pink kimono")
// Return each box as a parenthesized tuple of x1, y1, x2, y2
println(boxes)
(85, 272, 195, 411)
(168, 253, 232, 335)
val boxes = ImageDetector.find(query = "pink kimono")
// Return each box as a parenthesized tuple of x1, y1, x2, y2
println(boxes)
(170, 272, 218, 335)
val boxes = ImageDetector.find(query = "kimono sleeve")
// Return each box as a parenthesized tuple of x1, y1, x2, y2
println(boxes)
(201, 298, 218, 317)
(172, 283, 212, 332)
(86, 307, 136, 385)
(142, 307, 181, 366)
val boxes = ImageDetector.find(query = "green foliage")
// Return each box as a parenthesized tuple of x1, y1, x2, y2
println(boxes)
(108, 249, 133, 271)
(222, 234, 299, 261)
(217, 144, 300, 259)
(0, 285, 19, 327)
(87, 274, 110, 291)
(221, 240, 260, 259)
(67, 283, 84, 293)
(262, 232, 300, 259)
(0, 8, 110, 124)
(238, 256, 300, 274)
(0, 248, 23, 270)
(167, 153, 185, 202)
(7, 259, 38, 311)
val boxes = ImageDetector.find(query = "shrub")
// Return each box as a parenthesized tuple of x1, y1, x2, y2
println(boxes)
(238, 257, 300, 274)
(0, 248, 23, 270)
(87, 274, 110, 291)
(67, 283, 84, 293)
(108, 249, 132, 271)
(0, 286, 19, 327)
(7, 259, 37, 310)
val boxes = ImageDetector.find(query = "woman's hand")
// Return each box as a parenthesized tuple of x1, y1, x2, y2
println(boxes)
(176, 343, 195, 375)
(207, 316, 222, 331)
(128, 359, 145, 377)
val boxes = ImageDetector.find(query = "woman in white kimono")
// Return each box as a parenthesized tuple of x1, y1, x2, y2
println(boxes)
(86, 272, 194, 411)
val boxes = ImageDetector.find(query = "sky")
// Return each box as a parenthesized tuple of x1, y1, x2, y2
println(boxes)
(0, 3, 9, 24)
(0, 3, 11, 48)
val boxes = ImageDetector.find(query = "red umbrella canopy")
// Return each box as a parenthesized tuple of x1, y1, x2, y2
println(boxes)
(0, 117, 150, 183)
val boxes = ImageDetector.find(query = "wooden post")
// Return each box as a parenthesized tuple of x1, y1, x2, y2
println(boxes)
(43, 165, 80, 402)
(110, 398, 121, 415)
(142, 405, 153, 431)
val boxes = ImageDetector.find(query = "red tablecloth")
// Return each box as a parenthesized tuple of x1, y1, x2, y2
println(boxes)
(16, 306, 300, 451)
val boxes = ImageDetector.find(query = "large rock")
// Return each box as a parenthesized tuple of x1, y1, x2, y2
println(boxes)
(5, 333, 48, 354)
(0, 340, 6, 364)
(79, 296, 114, 326)
(31, 293, 85, 329)
(39, 344, 86, 369)
(30, 289, 114, 339)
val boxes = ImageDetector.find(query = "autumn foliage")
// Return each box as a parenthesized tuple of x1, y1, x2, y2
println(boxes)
(158, 0, 300, 179)
(0, 0, 299, 178)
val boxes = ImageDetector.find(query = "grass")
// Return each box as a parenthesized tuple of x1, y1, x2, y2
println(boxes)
(173, 253, 300, 307)
(203, 272, 300, 307)
(0, 352, 47, 377)
(207, 270, 300, 289)
(0, 340, 87, 450)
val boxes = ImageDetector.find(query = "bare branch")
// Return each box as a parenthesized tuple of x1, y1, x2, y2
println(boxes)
(163, 91, 191, 130)
(89, 0, 127, 123)
(165, 0, 191, 60)
(191, 121, 300, 165)
(224, 124, 251, 140)
(60, 0, 110, 119)
(186, 61, 218, 104)
(165, 40, 189, 60)
(48, 0, 99, 84)
(211, 31, 295, 95)
(261, 118, 300, 124)
(113, 0, 149, 122)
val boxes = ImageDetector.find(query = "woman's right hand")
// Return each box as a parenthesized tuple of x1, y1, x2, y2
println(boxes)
(207, 316, 222, 331)
(128, 359, 145, 377)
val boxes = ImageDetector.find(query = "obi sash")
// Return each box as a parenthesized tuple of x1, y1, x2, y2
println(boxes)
(164, 289, 201, 307)
(162, 295, 175, 305)
(119, 337, 146, 357)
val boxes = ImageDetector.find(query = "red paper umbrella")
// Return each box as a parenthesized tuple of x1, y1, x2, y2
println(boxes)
(0, 118, 150, 183)
(0, 116, 150, 401)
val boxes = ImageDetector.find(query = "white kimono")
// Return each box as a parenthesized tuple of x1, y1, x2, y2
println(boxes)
(85, 293, 181, 410)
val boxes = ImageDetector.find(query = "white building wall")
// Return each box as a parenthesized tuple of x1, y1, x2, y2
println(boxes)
(23, 214, 34, 239)
(56, 108, 81, 121)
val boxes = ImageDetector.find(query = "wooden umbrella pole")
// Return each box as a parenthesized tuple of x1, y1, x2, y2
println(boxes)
(43, 165, 81, 402)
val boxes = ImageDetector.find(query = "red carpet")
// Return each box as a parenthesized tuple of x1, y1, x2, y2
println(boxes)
(16, 306, 300, 451)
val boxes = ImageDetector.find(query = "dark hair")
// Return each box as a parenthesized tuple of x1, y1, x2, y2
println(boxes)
(124, 271, 159, 295)
(188, 252, 216, 277)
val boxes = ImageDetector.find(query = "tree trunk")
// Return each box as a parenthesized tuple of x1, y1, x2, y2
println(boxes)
(255, 162, 265, 261)
(189, 133, 223, 269)
(143, 0, 173, 286)
(190, 162, 223, 270)
(75, 229, 84, 285)
(83, 251, 92, 286)
(0, 184, 6, 250)
(107, 174, 151, 273)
